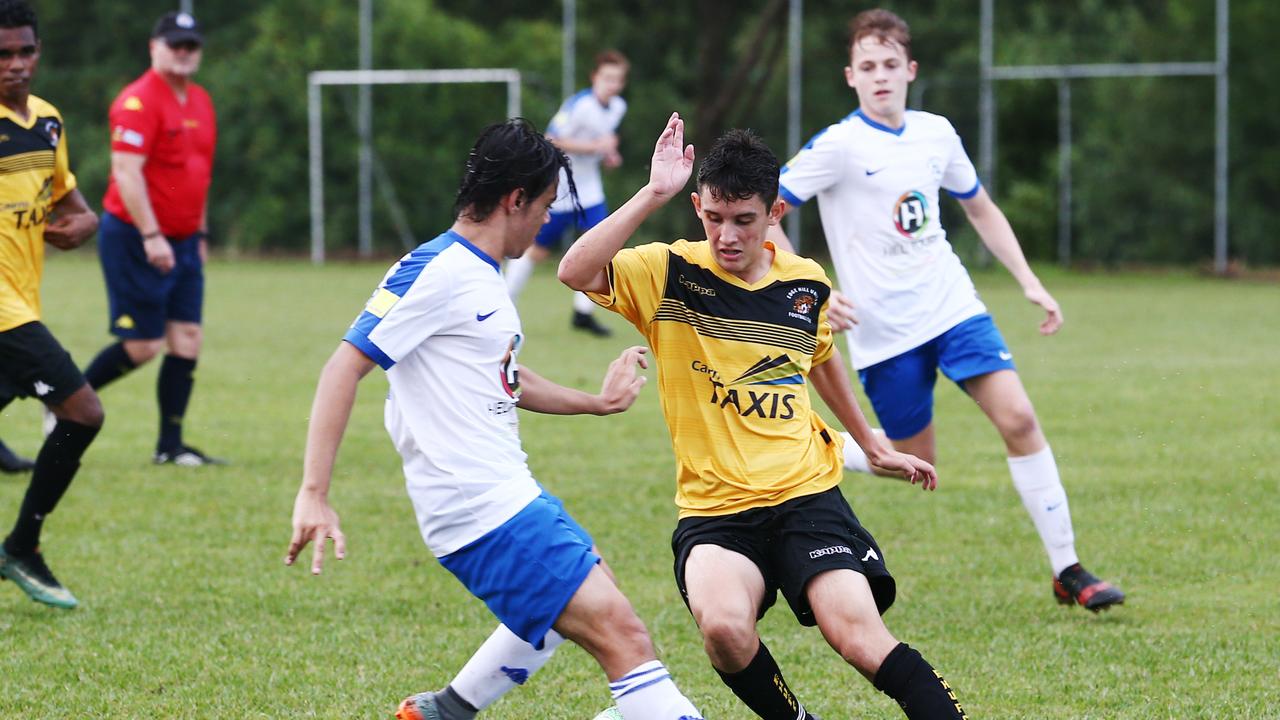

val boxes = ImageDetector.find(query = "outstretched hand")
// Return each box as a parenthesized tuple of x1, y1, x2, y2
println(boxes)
(869, 449, 938, 491)
(597, 346, 650, 415)
(285, 489, 346, 575)
(1024, 284, 1063, 335)
(649, 112, 695, 200)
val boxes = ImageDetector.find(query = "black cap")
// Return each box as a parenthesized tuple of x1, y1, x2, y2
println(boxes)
(152, 11, 203, 45)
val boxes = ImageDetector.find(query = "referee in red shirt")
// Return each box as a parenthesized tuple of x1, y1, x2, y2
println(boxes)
(83, 11, 220, 466)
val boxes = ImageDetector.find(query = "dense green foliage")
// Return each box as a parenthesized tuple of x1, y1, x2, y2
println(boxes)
(27, 0, 1279, 264)
(2, 256, 1277, 717)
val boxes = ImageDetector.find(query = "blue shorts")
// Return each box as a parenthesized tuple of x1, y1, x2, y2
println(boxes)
(438, 489, 599, 649)
(533, 202, 608, 248)
(858, 313, 1016, 440)
(98, 211, 204, 340)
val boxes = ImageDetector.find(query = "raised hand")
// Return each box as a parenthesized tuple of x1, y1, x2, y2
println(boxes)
(648, 112, 695, 200)
(597, 346, 650, 415)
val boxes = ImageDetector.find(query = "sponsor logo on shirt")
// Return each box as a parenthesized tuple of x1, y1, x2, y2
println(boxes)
(893, 190, 929, 238)
(113, 125, 145, 148)
(679, 275, 716, 297)
(696, 355, 805, 421)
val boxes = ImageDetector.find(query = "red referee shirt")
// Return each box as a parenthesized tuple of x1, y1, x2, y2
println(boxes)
(103, 68, 216, 238)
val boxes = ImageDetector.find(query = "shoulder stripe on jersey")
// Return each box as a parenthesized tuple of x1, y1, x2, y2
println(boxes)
(778, 185, 805, 207)
(947, 179, 982, 200)
(653, 299, 818, 355)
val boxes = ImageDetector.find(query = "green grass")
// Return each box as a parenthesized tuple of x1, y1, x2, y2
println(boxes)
(1, 253, 1277, 719)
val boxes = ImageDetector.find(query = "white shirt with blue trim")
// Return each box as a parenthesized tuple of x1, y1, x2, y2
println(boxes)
(780, 109, 988, 369)
(547, 89, 627, 212)
(344, 230, 539, 557)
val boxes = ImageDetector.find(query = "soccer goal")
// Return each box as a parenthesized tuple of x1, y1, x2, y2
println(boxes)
(307, 68, 522, 264)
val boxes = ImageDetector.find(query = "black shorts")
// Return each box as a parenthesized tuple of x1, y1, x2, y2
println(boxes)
(0, 321, 86, 405)
(672, 486, 896, 626)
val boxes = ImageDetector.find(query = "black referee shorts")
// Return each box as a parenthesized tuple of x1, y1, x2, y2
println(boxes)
(672, 486, 896, 626)
(0, 321, 87, 405)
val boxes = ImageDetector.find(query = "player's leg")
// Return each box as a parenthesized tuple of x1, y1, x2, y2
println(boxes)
(677, 513, 816, 720)
(0, 323, 104, 609)
(841, 342, 939, 473)
(945, 314, 1123, 610)
(567, 203, 612, 337)
(807, 571, 967, 719)
(154, 237, 221, 466)
(84, 212, 168, 388)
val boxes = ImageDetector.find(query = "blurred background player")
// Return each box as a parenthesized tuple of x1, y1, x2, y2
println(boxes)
(286, 118, 703, 720)
(0, 432, 34, 473)
(561, 115, 966, 720)
(770, 8, 1124, 611)
(0, 0, 103, 610)
(503, 50, 628, 338)
(80, 11, 220, 466)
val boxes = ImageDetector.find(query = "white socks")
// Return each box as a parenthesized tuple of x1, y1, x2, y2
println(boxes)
(450, 624, 566, 710)
(1008, 445, 1079, 577)
(503, 254, 535, 299)
(611, 661, 703, 720)
(573, 290, 596, 314)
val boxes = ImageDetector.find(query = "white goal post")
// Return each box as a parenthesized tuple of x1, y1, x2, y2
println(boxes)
(307, 68, 522, 264)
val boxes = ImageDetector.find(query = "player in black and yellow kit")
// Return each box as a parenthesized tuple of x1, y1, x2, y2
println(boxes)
(0, 0, 103, 610)
(560, 114, 969, 720)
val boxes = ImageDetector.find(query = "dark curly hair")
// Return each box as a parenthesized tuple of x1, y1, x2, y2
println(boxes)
(0, 0, 37, 38)
(453, 118, 577, 223)
(696, 128, 779, 208)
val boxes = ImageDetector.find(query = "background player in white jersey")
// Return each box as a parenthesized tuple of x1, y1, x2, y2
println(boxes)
(504, 50, 628, 337)
(769, 8, 1124, 612)
(285, 119, 703, 720)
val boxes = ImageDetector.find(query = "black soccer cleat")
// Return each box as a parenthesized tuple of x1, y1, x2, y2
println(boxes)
(0, 439, 34, 473)
(1054, 563, 1125, 612)
(154, 445, 227, 467)
(572, 310, 612, 337)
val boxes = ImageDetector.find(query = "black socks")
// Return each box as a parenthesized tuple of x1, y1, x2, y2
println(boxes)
(873, 642, 968, 719)
(157, 354, 197, 452)
(83, 341, 137, 390)
(716, 641, 811, 720)
(4, 419, 101, 556)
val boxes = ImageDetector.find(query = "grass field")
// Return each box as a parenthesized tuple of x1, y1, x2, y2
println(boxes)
(1, 253, 1277, 719)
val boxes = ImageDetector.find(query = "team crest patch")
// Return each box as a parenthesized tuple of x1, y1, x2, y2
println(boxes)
(785, 286, 818, 324)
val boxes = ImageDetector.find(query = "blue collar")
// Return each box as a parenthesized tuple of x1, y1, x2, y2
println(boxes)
(445, 229, 501, 272)
(854, 109, 906, 136)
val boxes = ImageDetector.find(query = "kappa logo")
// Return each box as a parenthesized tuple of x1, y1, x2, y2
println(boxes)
(33, 380, 54, 397)
(861, 548, 880, 562)
(678, 275, 716, 297)
(809, 545, 852, 560)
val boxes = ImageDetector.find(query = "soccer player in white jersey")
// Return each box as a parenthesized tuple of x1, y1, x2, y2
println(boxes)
(285, 119, 704, 720)
(769, 8, 1124, 612)
(504, 50, 628, 338)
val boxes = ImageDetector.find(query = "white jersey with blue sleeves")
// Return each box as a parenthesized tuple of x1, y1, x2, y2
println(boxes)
(547, 89, 627, 211)
(780, 109, 988, 369)
(344, 230, 539, 557)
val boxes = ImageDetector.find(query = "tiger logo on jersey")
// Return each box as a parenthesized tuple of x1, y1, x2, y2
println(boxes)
(893, 190, 929, 238)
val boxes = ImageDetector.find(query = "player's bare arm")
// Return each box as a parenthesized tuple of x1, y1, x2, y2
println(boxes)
(517, 346, 649, 416)
(559, 112, 694, 294)
(549, 133, 617, 157)
(766, 208, 860, 331)
(285, 341, 376, 574)
(959, 188, 1063, 335)
(810, 348, 937, 490)
(110, 149, 173, 273)
(44, 188, 98, 250)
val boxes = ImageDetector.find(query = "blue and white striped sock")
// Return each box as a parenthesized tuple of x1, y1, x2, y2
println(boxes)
(610, 661, 703, 720)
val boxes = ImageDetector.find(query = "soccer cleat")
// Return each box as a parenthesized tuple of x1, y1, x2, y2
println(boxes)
(395, 692, 444, 720)
(1053, 563, 1125, 612)
(572, 310, 612, 337)
(154, 445, 227, 467)
(0, 439, 34, 473)
(0, 546, 78, 609)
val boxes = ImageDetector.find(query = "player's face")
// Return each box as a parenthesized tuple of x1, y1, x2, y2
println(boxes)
(506, 181, 558, 258)
(591, 64, 627, 102)
(150, 37, 203, 79)
(0, 27, 39, 107)
(845, 36, 917, 127)
(692, 189, 784, 281)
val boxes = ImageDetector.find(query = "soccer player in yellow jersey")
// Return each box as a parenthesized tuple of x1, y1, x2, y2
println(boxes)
(0, 0, 103, 610)
(560, 114, 969, 720)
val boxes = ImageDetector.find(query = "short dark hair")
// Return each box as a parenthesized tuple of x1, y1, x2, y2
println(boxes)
(848, 8, 912, 60)
(453, 118, 576, 222)
(593, 49, 629, 73)
(0, 0, 37, 38)
(696, 129, 779, 208)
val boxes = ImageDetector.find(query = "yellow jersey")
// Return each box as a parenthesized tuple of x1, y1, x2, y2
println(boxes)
(0, 95, 78, 332)
(590, 239, 846, 518)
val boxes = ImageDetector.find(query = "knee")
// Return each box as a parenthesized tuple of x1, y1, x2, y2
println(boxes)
(696, 610, 758, 668)
(999, 404, 1041, 444)
(67, 390, 105, 428)
(169, 327, 203, 357)
(832, 627, 898, 676)
(125, 339, 164, 365)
